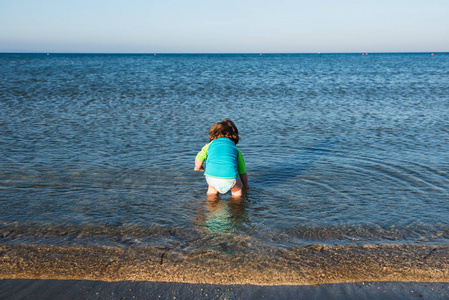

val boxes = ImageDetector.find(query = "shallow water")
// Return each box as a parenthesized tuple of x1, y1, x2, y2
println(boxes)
(1, 53, 449, 261)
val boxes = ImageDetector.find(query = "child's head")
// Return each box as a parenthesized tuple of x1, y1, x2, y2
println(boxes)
(209, 119, 239, 144)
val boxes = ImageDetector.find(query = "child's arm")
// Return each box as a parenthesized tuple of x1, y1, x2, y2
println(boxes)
(239, 173, 249, 189)
(194, 158, 205, 172)
(236, 150, 248, 189)
(194, 143, 210, 172)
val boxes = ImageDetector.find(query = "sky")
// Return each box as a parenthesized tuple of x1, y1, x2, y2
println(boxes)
(0, 0, 448, 53)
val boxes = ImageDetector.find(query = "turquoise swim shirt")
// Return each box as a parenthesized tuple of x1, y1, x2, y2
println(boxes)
(195, 137, 246, 179)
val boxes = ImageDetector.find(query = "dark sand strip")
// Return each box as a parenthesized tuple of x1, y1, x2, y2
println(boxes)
(1, 279, 449, 300)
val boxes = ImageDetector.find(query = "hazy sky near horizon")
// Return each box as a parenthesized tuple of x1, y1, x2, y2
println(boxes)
(1, 0, 448, 53)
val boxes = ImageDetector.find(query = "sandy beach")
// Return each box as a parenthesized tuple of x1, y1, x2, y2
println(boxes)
(1, 244, 448, 284)
(1, 243, 449, 298)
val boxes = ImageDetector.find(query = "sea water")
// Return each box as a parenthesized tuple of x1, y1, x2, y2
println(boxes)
(1, 53, 449, 281)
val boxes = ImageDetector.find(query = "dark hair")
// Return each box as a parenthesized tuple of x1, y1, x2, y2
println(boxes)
(209, 119, 240, 144)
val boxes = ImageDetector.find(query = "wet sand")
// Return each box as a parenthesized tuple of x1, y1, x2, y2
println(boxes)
(1, 244, 448, 285)
(1, 279, 449, 299)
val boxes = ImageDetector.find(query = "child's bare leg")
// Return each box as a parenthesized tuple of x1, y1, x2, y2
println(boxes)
(230, 178, 243, 197)
(207, 185, 219, 195)
(205, 178, 219, 195)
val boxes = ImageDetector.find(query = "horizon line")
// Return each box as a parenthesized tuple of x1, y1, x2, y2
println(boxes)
(0, 51, 447, 55)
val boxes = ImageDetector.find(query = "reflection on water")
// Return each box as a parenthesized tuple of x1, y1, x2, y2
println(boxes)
(199, 195, 250, 235)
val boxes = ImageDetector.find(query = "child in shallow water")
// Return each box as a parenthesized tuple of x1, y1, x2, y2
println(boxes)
(194, 119, 249, 197)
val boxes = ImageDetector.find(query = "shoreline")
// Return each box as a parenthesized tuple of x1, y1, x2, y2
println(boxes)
(1, 244, 448, 285)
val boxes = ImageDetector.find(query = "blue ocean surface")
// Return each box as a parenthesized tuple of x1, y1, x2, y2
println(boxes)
(1, 53, 449, 254)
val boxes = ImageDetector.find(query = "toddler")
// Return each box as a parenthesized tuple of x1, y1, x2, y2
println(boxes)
(194, 119, 249, 197)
